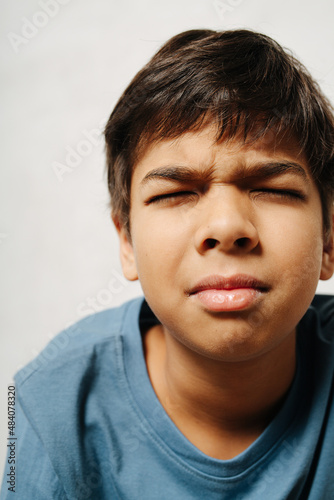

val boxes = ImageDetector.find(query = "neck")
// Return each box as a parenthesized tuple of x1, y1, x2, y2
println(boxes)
(144, 324, 296, 458)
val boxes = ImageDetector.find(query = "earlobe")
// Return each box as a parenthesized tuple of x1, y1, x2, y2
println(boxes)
(320, 212, 334, 281)
(112, 216, 139, 282)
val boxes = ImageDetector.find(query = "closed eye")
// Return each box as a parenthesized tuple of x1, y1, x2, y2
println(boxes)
(251, 188, 306, 201)
(146, 191, 198, 206)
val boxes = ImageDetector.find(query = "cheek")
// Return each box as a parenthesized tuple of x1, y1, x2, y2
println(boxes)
(270, 215, 324, 295)
(131, 214, 190, 283)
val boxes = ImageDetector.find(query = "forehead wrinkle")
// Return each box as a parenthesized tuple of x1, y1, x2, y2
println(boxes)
(140, 164, 215, 186)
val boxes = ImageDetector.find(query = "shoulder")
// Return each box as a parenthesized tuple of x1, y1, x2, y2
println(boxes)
(15, 296, 144, 398)
(309, 294, 334, 342)
(311, 293, 334, 316)
(10, 297, 144, 497)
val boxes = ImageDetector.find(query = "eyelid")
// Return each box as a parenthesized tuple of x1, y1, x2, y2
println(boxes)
(145, 186, 307, 205)
(146, 190, 197, 205)
(251, 188, 307, 200)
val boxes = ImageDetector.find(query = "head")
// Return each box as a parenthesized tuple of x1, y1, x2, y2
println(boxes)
(104, 29, 334, 363)
(105, 29, 334, 243)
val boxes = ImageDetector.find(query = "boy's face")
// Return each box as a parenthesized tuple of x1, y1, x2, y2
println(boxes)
(116, 125, 334, 362)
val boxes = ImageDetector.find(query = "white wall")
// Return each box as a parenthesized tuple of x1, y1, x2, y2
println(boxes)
(1, 0, 334, 478)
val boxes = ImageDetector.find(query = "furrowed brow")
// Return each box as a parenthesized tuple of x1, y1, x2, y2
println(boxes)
(240, 161, 309, 181)
(140, 165, 214, 186)
(140, 161, 309, 187)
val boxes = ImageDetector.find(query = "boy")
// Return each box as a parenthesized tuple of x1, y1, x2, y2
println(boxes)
(1, 29, 334, 499)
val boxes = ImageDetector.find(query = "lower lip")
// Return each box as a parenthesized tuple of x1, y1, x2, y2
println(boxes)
(193, 288, 262, 312)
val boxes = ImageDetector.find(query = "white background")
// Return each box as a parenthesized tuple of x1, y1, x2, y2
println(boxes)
(1, 0, 334, 479)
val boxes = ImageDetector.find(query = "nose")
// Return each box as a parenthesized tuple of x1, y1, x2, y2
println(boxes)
(194, 186, 259, 255)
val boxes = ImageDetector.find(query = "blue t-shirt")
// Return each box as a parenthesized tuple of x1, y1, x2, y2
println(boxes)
(1, 295, 334, 499)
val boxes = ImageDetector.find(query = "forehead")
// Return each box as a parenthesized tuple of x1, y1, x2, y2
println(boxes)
(132, 124, 309, 183)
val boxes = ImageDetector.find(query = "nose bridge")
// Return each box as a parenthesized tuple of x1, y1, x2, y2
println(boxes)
(204, 184, 250, 222)
(194, 184, 258, 252)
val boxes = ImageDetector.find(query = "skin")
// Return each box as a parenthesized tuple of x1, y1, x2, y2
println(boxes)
(114, 125, 334, 460)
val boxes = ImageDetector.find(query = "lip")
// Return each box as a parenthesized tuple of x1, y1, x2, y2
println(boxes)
(186, 274, 269, 312)
(187, 274, 269, 294)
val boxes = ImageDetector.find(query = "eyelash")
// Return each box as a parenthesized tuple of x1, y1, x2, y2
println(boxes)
(251, 189, 306, 201)
(147, 188, 306, 205)
(147, 191, 197, 204)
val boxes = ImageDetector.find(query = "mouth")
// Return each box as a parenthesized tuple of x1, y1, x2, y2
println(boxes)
(186, 274, 269, 312)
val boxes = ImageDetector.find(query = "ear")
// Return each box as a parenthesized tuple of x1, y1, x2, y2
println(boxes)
(320, 210, 334, 281)
(112, 216, 138, 281)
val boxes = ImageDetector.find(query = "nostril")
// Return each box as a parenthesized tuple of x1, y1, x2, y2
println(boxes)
(235, 237, 249, 248)
(205, 238, 217, 249)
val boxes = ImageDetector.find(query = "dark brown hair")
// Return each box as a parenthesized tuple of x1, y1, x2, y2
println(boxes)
(104, 29, 334, 238)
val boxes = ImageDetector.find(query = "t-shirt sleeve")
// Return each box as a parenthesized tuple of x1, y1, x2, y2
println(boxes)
(0, 398, 68, 500)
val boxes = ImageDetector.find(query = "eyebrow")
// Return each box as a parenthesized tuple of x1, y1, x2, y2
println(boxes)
(140, 165, 214, 186)
(140, 161, 309, 186)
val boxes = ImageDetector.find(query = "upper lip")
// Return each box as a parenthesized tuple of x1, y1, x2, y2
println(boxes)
(186, 274, 269, 295)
